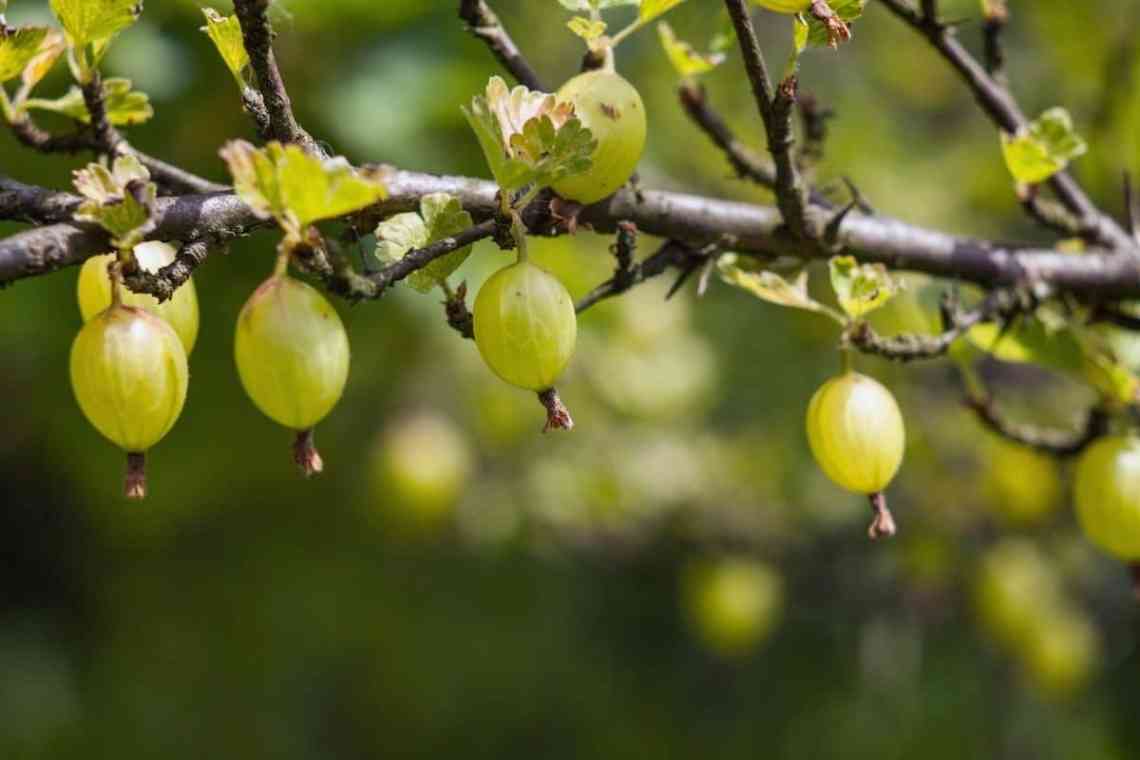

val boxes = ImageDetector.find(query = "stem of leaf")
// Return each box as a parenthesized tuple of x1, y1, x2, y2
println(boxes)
(274, 248, 290, 277)
(510, 211, 529, 263)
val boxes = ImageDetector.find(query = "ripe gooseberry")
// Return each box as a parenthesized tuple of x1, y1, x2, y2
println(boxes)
(70, 304, 189, 499)
(550, 69, 646, 205)
(77, 242, 200, 353)
(473, 260, 577, 392)
(234, 274, 350, 476)
(806, 371, 906, 538)
(1073, 436, 1140, 562)
(682, 557, 784, 658)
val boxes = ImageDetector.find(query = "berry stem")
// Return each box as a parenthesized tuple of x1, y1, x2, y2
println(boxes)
(867, 492, 897, 540)
(108, 259, 124, 306)
(125, 452, 146, 500)
(273, 248, 290, 278)
(538, 388, 574, 432)
(293, 428, 324, 477)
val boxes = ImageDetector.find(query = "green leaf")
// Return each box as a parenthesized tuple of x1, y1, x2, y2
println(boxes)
(969, 315, 1138, 404)
(373, 193, 476, 293)
(658, 21, 724, 78)
(50, 0, 141, 49)
(25, 77, 152, 126)
(1001, 107, 1087, 185)
(641, 0, 687, 23)
(200, 8, 248, 87)
(829, 255, 902, 319)
(219, 140, 389, 234)
(72, 154, 156, 249)
(0, 26, 49, 83)
(462, 76, 596, 192)
(718, 255, 844, 322)
(17, 29, 66, 99)
(567, 16, 607, 43)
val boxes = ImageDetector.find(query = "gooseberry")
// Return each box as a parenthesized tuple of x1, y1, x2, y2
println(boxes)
(1073, 435, 1140, 561)
(234, 274, 350, 476)
(70, 304, 189, 499)
(473, 261, 576, 391)
(805, 371, 905, 537)
(550, 69, 646, 205)
(682, 557, 784, 658)
(77, 242, 200, 354)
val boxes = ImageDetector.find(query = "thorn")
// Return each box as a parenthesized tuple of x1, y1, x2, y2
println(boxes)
(841, 176, 875, 214)
(666, 260, 699, 300)
(824, 200, 858, 250)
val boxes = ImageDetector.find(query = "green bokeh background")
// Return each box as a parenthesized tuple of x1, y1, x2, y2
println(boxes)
(2, 0, 1139, 757)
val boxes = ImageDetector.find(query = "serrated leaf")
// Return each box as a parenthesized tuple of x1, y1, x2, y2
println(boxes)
(374, 193, 476, 293)
(718, 255, 844, 321)
(1001, 107, 1087, 185)
(658, 21, 724, 78)
(200, 8, 248, 86)
(72, 154, 156, 249)
(829, 255, 901, 319)
(641, 0, 687, 23)
(462, 76, 596, 192)
(50, 0, 141, 49)
(969, 316, 1138, 404)
(219, 140, 388, 234)
(0, 26, 49, 83)
(567, 16, 607, 42)
(25, 77, 152, 126)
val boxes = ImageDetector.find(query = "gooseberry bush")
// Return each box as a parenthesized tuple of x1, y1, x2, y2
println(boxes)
(1, 0, 1139, 687)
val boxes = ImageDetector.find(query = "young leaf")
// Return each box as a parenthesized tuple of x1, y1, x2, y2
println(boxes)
(829, 255, 901, 319)
(567, 16, 607, 44)
(50, 0, 141, 49)
(0, 26, 49, 83)
(796, 0, 864, 48)
(25, 77, 152, 126)
(200, 8, 248, 87)
(374, 193, 476, 293)
(658, 22, 725, 78)
(72, 154, 156, 249)
(1001, 107, 1087, 185)
(219, 140, 388, 235)
(17, 29, 66, 99)
(718, 255, 844, 322)
(641, 0, 687, 23)
(461, 76, 596, 193)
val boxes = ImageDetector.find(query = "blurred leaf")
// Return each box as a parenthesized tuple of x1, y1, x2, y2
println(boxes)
(462, 76, 595, 192)
(374, 193, 475, 293)
(200, 8, 248, 87)
(969, 315, 1138, 404)
(1001, 107, 1087, 185)
(567, 16, 607, 43)
(658, 22, 724, 78)
(25, 77, 152, 126)
(829, 255, 901, 319)
(50, 0, 140, 49)
(219, 140, 388, 233)
(73, 154, 156, 249)
(641, 0, 686, 23)
(0, 25, 48, 83)
(718, 254, 844, 322)
(558, 0, 639, 10)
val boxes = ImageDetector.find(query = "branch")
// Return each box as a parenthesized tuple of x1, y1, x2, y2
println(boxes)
(966, 396, 1109, 457)
(877, 0, 1134, 252)
(678, 81, 775, 188)
(121, 240, 213, 302)
(576, 239, 696, 313)
(10, 171, 1140, 300)
(723, 0, 810, 238)
(458, 0, 545, 92)
(80, 71, 119, 156)
(232, 0, 322, 155)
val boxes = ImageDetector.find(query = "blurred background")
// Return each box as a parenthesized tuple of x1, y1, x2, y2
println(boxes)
(2, 0, 1139, 757)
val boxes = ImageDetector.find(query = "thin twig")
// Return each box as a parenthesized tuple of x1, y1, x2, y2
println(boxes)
(678, 80, 775, 188)
(877, 0, 1135, 252)
(723, 0, 811, 238)
(121, 240, 213, 302)
(233, 0, 322, 155)
(966, 396, 1108, 457)
(458, 0, 545, 92)
(576, 240, 696, 313)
